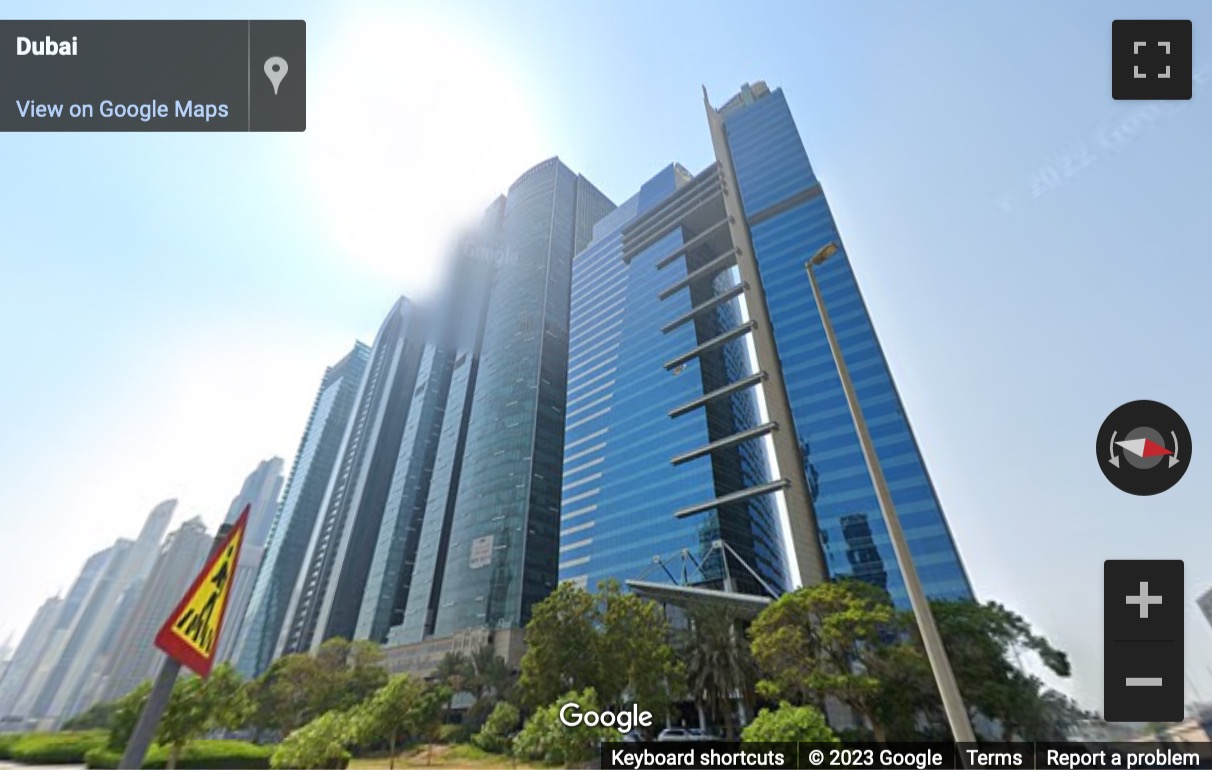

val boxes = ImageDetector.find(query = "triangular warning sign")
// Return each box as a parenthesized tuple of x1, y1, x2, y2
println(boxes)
(154, 506, 249, 677)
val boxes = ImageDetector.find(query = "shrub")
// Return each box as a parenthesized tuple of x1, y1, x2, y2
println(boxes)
(0, 733, 18, 760)
(8, 731, 108, 765)
(741, 702, 839, 743)
(436, 723, 462, 744)
(270, 711, 356, 770)
(85, 739, 273, 768)
(513, 689, 615, 766)
(472, 701, 519, 753)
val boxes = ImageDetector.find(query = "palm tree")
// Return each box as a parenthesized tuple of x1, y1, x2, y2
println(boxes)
(679, 604, 757, 740)
(468, 644, 513, 701)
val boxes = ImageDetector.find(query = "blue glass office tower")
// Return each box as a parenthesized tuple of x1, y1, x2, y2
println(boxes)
(231, 342, 369, 678)
(708, 82, 971, 603)
(560, 82, 971, 607)
(558, 164, 788, 596)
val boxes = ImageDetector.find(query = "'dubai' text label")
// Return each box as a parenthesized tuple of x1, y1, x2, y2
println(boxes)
(17, 36, 77, 56)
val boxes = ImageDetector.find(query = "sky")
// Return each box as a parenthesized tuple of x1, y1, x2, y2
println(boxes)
(1, 0, 1210, 711)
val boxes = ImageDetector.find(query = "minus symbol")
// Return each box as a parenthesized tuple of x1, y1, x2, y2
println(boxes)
(1126, 678, 1164, 687)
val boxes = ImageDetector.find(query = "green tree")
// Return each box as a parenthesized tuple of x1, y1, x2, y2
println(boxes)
(925, 600, 1073, 740)
(156, 663, 251, 770)
(467, 644, 513, 701)
(749, 580, 905, 741)
(249, 639, 387, 737)
(248, 653, 322, 735)
(519, 582, 602, 708)
(107, 681, 153, 751)
(512, 689, 615, 768)
(473, 701, 519, 754)
(1034, 689, 1096, 740)
(270, 710, 358, 770)
(409, 684, 452, 766)
(62, 698, 121, 731)
(680, 604, 757, 740)
(353, 674, 424, 770)
(601, 582, 683, 721)
(742, 702, 839, 743)
(437, 645, 515, 739)
(520, 580, 681, 721)
(312, 638, 388, 714)
(434, 652, 472, 695)
(345, 640, 390, 706)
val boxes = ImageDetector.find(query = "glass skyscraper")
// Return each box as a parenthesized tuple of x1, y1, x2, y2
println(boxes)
(389, 235, 497, 648)
(214, 458, 284, 668)
(233, 343, 370, 677)
(428, 159, 614, 638)
(558, 164, 789, 597)
(355, 338, 454, 644)
(98, 517, 212, 703)
(559, 82, 972, 608)
(382, 161, 613, 659)
(0, 596, 62, 721)
(280, 299, 427, 653)
(710, 82, 971, 603)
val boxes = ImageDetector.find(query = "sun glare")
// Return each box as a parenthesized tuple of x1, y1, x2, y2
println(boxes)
(306, 6, 548, 298)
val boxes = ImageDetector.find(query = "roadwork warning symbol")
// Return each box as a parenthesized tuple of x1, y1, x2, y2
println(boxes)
(154, 506, 249, 676)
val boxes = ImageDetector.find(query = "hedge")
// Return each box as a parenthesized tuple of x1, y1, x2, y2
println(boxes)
(7, 730, 108, 764)
(85, 739, 273, 769)
(0, 732, 19, 759)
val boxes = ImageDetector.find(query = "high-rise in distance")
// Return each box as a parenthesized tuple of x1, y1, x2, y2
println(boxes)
(214, 458, 284, 667)
(232, 343, 370, 678)
(98, 517, 212, 704)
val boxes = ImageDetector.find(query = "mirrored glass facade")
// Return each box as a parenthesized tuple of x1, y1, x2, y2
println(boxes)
(557, 164, 789, 596)
(429, 159, 615, 637)
(356, 340, 454, 643)
(232, 342, 369, 677)
(717, 83, 973, 604)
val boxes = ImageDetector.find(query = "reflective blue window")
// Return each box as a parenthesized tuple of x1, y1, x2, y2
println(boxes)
(723, 88, 973, 605)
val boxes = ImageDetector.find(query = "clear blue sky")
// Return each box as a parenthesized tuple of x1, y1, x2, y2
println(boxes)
(1, 0, 1209, 711)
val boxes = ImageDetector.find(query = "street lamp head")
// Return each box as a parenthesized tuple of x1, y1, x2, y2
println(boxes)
(807, 242, 839, 268)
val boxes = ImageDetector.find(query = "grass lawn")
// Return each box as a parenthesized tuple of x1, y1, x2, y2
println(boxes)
(350, 743, 542, 769)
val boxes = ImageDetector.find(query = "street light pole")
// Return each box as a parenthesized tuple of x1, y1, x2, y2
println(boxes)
(805, 242, 976, 745)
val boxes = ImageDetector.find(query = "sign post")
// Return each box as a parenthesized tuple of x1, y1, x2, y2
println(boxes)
(118, 506, 250, 769)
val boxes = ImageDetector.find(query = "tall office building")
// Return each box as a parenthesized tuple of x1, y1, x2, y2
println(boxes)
(213, 458, 285, 666)
(223, 458, 286, 554)
(0, 597, 62, 720)
(231, 343, 370, 678)
(356, 341, 454, 644)
(558, 163, 788, 597)
(280, 299, 427, 653)
(13, 542, 129, 725)
(431, 159, 614, 639)
(64, 501, 175, 717)
(360, 227, 505, 647)
(559, 82, 972, 606)
(389, 226, 500, 655)
(98, 517, 212, 703)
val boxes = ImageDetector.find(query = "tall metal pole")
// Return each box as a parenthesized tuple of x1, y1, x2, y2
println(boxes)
(119, 524, 232, 769)
(117, 656, 181, 769)
(806, 245, 976, 745)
